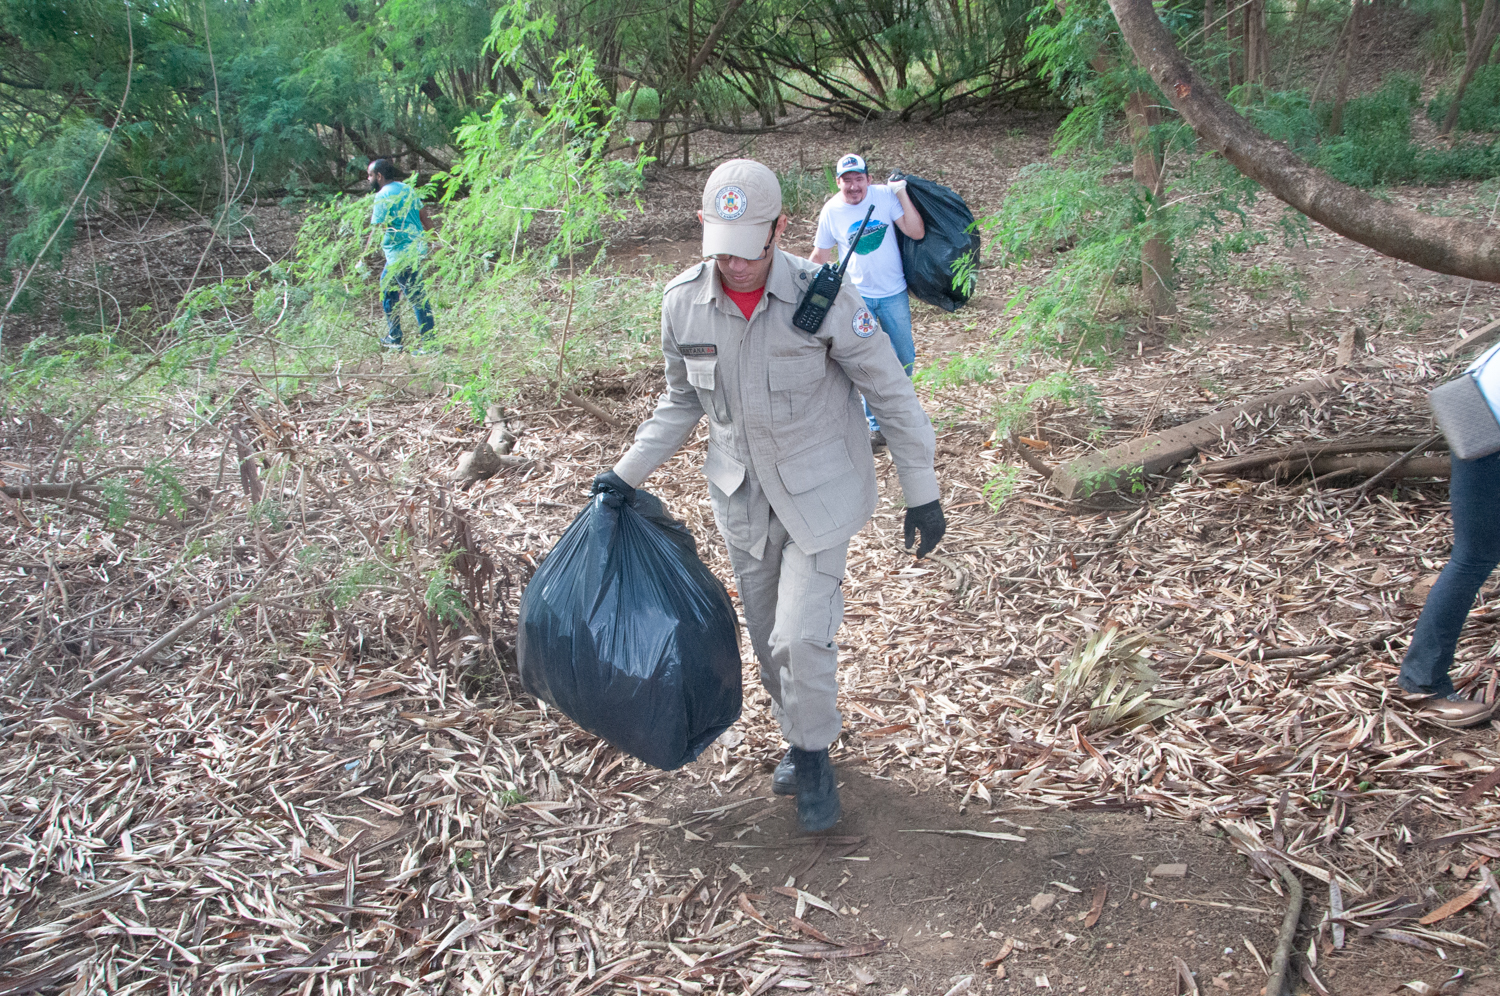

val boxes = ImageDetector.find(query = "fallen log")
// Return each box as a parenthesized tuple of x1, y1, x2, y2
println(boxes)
(1195, 434, 1446, 478)
(1050, 375, 1341, 499)
(1234, 454, 1449, 482)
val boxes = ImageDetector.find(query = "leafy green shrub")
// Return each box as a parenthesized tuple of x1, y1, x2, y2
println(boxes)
(617, 85, 660, 121)
(777, 167, 834, 217)
(1428, 65, 1500, 134)
(1315, 75, 1500, 186)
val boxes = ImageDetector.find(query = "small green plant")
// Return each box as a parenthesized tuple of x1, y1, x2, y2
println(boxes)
(101, 477, 129, 529)
(777, 167, 833, 217)
(993, 371, 1097, 436)
(982, 466, 1022, 510)
(497, 788, 527, 806)
(425, 555, 470, 625)
(333, 559, 389, 609)
(142, 460, 188, 517)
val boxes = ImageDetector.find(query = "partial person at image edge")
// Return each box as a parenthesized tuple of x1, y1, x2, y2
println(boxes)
(592, 158, 946, 832)
(811, 153, 925, 452)
(1398, 344, 1500, 729)
(367, 158, 436, 353)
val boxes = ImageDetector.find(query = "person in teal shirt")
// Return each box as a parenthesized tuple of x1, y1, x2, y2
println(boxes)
(367, 159, 436, 351)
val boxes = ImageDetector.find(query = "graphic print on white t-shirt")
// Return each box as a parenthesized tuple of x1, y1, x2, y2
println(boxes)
(814, 185, 908, 300)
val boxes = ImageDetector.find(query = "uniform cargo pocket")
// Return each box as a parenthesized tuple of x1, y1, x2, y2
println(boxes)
(777, 437, 854, 495)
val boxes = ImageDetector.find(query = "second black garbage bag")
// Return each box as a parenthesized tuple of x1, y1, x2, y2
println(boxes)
(891, 171, 981, 313)
(517, 485, 742, 771)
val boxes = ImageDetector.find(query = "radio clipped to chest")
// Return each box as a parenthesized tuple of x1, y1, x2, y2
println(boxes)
(792, 204, 874, 335)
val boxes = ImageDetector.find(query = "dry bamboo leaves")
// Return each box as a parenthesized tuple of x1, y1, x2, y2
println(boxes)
(5, 258, 1500, 991)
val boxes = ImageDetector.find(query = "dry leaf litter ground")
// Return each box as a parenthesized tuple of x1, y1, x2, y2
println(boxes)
(6, 120, 1500, 995)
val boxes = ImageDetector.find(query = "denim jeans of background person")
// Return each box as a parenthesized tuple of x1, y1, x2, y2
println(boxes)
(367, 158, 436, 352)
(1397, 449, 1500, 728)
(811, 154, 925, 449)
(859, 292, 915, 430)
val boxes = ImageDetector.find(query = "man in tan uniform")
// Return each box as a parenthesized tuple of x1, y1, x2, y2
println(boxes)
(591, 159, 945, 831)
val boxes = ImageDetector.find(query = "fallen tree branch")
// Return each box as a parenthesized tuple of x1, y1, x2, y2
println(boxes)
(1265, 862, 1304, 996)
(1051, 375, 1341, 499)
(1342, 431, 1447, 500)
(561, 387, 626, 429)
(1008, 433, 1055, 480)
(1196, 434, 1446, 478)
(66, 590, 256, 702)
(1239, 454, 1449, 482)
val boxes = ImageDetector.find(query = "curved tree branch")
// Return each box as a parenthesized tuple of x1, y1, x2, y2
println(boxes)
(1108, 0, 1500, 282)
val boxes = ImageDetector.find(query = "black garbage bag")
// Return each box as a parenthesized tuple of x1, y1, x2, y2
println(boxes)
(891, 171, 981, 313)
(517, 485, 742, 770)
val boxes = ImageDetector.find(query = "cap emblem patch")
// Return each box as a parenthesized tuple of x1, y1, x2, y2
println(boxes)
(852, 309, 878, 338)
(715, 185, 748, 220)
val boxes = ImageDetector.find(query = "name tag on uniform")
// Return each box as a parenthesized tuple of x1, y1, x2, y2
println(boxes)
(680, 344, 717, 358)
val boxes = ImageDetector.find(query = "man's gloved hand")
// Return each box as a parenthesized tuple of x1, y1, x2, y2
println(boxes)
(888, 178, 908, 197)
(591, 470, 635, 500)
(903, 499, 946, 559)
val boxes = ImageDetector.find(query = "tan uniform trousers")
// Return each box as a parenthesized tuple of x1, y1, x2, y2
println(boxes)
(724, 510, 848, 751)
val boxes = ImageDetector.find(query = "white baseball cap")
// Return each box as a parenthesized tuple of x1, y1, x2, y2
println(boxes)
(701, 159, 782, 259)
(835, 153, 868, 177)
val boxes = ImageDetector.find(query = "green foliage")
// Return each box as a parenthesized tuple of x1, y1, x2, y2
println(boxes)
(1430, 66, 1500, 135)
(993, 372, 1096, 435)
(981, 466, 1022, 510)
(143, 462, 189, 517)
(914, 352, 994, 390)
(981, 150, 1261, 352)
(777, 168, 834, 218)
(101, 478, 129, 530)
(334, 559, 390, 609)
(425, 554, 471, 625)
(616, 85, 661, 121)
(1318, 76, 1500, 186)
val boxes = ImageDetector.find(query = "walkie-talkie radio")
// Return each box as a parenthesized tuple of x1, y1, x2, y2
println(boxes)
(792, 204, 875, 334)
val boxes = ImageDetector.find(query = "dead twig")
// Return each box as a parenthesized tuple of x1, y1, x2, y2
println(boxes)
(1266, 862, 1304, 996)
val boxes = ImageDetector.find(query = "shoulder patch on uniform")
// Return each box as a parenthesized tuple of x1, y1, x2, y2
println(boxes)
(664, 261, 707, 293)
(679, 343, 717, 358)
(852, 308, 879, 338)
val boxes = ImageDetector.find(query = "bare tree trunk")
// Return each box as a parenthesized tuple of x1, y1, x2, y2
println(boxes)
(1442, 0, 1500, 136)
(1329, 0, 1361, 135)
(1106, 0, 1500, 281)
(650, 0, 749, 158)
(1125, 90, 1174, 318)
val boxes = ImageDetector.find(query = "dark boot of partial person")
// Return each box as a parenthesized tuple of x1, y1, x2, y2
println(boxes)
(790, 747, 841, 832)
(772, 749, 797, 796)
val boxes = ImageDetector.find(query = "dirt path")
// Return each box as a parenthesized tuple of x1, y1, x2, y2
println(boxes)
(607, 759, 1475, 995)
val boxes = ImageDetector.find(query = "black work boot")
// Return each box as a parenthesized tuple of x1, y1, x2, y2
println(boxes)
(772, 749, 796, 796)
(789, 747, 841, 832)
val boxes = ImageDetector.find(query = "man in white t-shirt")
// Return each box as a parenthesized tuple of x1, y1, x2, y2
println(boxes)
(811, 153, 925, 450)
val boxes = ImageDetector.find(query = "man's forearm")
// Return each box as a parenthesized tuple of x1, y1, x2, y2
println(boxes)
(893, 189, 925, 240)
(810, 246, 834, 265)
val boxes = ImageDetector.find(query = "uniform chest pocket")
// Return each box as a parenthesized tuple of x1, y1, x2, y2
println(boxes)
(768, 354, 826, 423)
(684, 356, 717, 391)
(684, 355, 731, 422)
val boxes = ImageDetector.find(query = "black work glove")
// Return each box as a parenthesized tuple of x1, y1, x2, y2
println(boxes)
(903, 499, 946, 559)
(591, 470, 635, 500)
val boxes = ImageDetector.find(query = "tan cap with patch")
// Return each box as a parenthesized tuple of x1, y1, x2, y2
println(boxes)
(701, 159, 782, 259)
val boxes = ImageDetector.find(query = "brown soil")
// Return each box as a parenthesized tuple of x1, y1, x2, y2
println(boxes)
(603, 760, 1492, 996)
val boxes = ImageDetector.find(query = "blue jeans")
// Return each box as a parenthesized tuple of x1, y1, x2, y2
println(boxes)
(380, 265, 435, 346)
(860, 292, 915, 432)
(1399, 450, 1500, 696)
